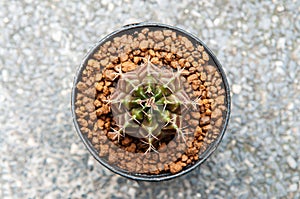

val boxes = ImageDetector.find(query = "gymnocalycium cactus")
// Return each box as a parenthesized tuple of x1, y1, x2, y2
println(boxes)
(107, 57, 200, 154)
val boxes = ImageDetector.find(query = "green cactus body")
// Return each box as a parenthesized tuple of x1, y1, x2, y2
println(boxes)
(109, 59, 197, 153)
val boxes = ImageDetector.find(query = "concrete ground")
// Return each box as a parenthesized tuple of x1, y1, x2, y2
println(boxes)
(0, 0, 299, 198)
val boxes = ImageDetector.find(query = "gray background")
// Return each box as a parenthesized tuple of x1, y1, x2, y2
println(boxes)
(1, 0, 299, 198)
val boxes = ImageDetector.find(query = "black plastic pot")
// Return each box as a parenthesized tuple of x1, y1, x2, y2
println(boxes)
(71, 22, 231, 181)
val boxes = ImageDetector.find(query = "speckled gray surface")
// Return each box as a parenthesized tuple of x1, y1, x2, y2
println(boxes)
(1, 0, 300, 198)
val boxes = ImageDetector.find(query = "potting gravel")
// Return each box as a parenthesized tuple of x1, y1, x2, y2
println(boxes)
(0, 0, 299, 198)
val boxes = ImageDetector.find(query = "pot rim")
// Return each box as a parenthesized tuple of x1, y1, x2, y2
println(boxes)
(71, 22, 231, 181)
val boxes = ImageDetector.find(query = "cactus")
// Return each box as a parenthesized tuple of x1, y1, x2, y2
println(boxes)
(106, 57, 200, 154)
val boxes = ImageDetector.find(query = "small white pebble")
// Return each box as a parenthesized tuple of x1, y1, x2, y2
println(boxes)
(232, 84, 242, 94)
(260, 47, 268, 55)
(70, 143, 79, 154)
(287, 102, 294, 110)
(16, 89, 24, 94)
(277, 5, 285, 12)
(101, 0, 109, 6)
(272, 15, 279, 23)
(214, 18, 220, 26)
(277, 37, 286, 49)
(0, 94, 5, 103)
(3, 17, 9, 23)
(51, 30, 62, 42)
(205, 19, 213, 28)
(288, 183, 298, 192)
(128, 187, 136, 198)
(275, 61, 284, 71)
(191, 10, 201, 18)
(287, 156, 297, 170)
(27, 137, 37, 146)
(244, 159, 254, 168)
(87, 156, 94, 167)
(46, 157, 55, 164)
(2, 69, 8, 82)
(108, 3, 114, 11)
(237, 21, 242, 28)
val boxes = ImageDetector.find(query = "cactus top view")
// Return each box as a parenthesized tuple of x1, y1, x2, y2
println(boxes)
(72, 23, 230, 181)
(108, 57, 199, 154)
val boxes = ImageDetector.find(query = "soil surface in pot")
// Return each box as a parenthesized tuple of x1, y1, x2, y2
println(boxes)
(74, 26, 227, 175)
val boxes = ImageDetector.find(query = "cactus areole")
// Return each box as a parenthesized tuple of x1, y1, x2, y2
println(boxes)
(72, 23, 231, 181)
